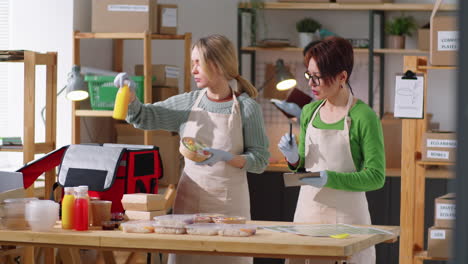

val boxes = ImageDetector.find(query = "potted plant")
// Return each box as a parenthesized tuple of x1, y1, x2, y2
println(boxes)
(296, 18, 322, 48)
(385, 15, 417, 49)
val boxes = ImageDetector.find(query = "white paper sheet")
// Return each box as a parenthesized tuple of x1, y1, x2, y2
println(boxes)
(394, 74, 424, 118)
(0, 171, 23, 193)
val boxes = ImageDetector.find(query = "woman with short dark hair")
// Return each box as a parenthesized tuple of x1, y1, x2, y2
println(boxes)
(278, 36, 385, 264)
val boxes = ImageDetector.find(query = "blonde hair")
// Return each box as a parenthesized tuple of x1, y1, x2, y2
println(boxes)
(192, 34, 258, 98)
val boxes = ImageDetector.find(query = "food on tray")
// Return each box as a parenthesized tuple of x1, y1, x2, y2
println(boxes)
(153, 214, 194, 228)
(186, 223, 220, 236)
(180, 137, 212, 162)
(212, 216, 246, 224)
(153, 224, 187, 234)
(217, 224, 257, 237)
(194, 213, 225, 223)
(121, 220, 155, 233)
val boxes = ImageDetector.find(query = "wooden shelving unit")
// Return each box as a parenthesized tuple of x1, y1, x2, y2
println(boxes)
(239, 2, 456, 11)
(238, 2, 456, 117)
(0, 51, 57, 198)
(399, 56, 455, 264)
(72, 31, 192, 145)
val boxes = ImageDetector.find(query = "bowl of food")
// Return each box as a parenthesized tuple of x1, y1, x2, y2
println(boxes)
(179, 137, 212, 162)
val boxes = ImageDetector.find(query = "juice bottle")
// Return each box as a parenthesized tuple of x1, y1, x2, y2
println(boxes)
(78, 185, 92, 226)
(112, 82, 130, 120)
(61, 187, 75, 229)
(74, 186, 89, 231)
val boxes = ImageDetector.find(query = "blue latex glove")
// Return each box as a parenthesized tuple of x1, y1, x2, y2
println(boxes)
(113, 72, 136, 92)
(300, 171, 328, 188)
(270, 99, 302, 120)
(195, 147, 234, 166)
(278, 133, 299, 164)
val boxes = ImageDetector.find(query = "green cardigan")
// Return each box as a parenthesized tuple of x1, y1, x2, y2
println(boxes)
(290, 99, 386, 192)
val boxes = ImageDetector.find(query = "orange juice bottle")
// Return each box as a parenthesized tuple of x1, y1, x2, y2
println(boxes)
(112, 82, 130, 120)
(61, 187, 75, 229)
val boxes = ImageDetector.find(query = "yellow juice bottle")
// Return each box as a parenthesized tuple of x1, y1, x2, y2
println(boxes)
(61, 187, 75, 229)
(112, 83, 130, 120)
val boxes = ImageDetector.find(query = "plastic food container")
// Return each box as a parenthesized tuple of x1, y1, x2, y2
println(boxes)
(121, 220, 155, 233)
(153, 223, 187, 234)
(194, 213, 225, 223)
(212, 216, 246, 224)
(2, 197, 38, 230)
(186, 223, 220, 236)
(153, 214, 194, 228)
(179, 137, 212, 162)
(217, 224, 257, 237)
(25, 200, 59, 232)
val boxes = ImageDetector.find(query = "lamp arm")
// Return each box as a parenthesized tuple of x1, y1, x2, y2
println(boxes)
(40, 85, 67, 125)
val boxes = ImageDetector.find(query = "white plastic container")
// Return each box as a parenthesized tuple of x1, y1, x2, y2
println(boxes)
(186, 223, 220, 236)
(193, 213, 224, 224)
(121, 220, 155, 233)
(217, 224, 257, 237)
(212, 216, 246, 224)
(25, 200, 59, 232)
(2, 197, 38, 230)
(153, 223, 187, 234)
(153, 214, 194, 227)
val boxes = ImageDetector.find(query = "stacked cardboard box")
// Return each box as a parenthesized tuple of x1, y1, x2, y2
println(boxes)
(422, 131, 456, 162)
(427, 193, 455, 258)
(122, 193, 167, 220)
(135, 64, 180, 102)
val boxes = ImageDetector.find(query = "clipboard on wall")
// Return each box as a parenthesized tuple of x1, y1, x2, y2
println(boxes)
(394, 70, 425, 119)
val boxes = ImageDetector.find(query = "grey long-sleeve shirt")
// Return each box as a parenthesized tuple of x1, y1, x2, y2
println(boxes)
(126, 89, 270, 174)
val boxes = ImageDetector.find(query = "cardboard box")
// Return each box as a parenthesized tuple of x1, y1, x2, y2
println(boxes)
(115, 124, 182, 185)
(435, 193, 455, 228)
(153, 87, 179, 102)
(125, 210, 166, 220)
(135, 64, 179, 87)
(336, 0, 392, 3)
(92, 0, 158, 33)
(427, 226, 452, 258)
(381, 113, 402, 169)
(422, 131, 456, 162)
(430, 0, 458, 66)
(122, 193, 166, 211)
(418, 28, 430, 51)
(157, 4, 178, 35)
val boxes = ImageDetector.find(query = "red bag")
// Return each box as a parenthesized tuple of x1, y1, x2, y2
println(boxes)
(18, 144, 163, 213)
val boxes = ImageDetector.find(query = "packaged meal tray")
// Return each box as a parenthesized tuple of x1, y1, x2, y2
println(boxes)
(180, 137, 212, 162)
(121, 220, 155, 233)
(186, 223, 221, 236)
(217, 224, 257, 237)
(212, 216, 246, 224)
(153, 214, 194, 227)
(153, 223, 187, 234)
(193, 213, 225, 223)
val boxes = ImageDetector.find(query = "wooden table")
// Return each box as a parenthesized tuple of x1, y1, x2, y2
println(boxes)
(0, 221, 399, 264)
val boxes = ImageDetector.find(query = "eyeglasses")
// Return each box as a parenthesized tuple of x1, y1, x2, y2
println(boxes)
(304, 71, 321, 86)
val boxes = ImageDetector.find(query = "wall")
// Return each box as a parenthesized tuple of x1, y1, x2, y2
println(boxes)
(3, 0, 74, 169)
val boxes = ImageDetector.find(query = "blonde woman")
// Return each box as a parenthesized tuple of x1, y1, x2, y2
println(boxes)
(114, 34, 269, 264)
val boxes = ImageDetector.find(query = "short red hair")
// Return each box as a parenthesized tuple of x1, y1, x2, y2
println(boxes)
(304, 36, 354, 87)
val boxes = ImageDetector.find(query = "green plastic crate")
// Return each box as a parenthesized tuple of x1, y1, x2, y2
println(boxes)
(85, 75, 145, 110)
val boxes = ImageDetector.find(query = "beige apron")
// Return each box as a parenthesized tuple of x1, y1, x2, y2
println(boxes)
(169, 88, 252, 264)
(290, 94, 375, 264)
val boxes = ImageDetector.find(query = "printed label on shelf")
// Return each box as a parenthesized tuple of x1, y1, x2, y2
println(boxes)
(162, 8, 177, 27)
(438, 31, 458, 51)
(165, 66, 180, 78)
(427, 150, 449, 160)
(108, 5, 149, 12)
(436, 203, 456, 220)
(430, 230, 446, 240)
(427, 139, 457, 148)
